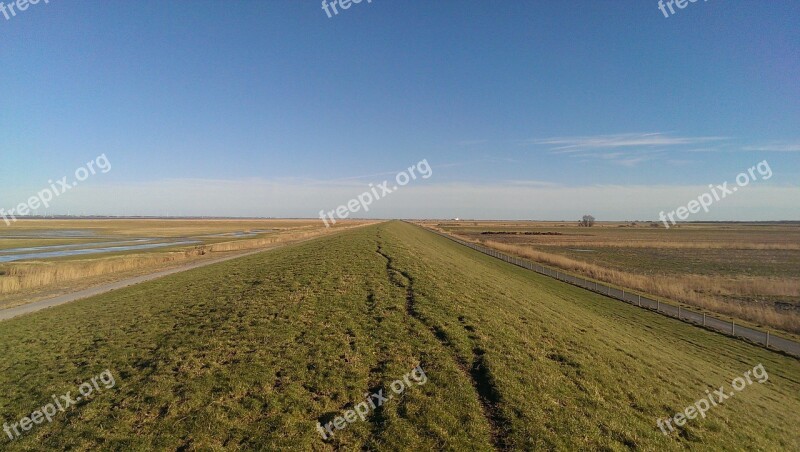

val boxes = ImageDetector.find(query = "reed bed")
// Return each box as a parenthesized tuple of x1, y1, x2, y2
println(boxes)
(506, 239, 800, 250)
(481, 239, 800, 333)
(426, 224, 800, 334)
(0, 224, 362, 296)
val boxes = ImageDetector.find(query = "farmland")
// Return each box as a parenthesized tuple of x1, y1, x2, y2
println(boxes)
(422, 221, 800, 336)
(1, 222, 797, 450)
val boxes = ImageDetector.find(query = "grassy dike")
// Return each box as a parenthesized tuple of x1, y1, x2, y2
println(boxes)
(0, 221, 798, 450)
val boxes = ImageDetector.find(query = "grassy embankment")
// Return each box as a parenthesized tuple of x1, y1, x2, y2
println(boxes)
(0, 220, 369, 308)
(426, 221, 800, 335)
(0, 221, 798, 450)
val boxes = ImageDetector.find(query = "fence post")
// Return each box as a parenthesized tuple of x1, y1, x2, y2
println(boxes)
(702, 313, 706, 326)
(732, 322, 735, 335)
(766, 330, 770, 347)
(678, 306, 681, 319)
(622, 289, 625, 301)
(637, 294, 641, 307)
(657, 300, 660, 311)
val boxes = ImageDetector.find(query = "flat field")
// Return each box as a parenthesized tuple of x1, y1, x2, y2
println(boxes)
(0, 222, 797, 450)
(422, 221, 800, 335)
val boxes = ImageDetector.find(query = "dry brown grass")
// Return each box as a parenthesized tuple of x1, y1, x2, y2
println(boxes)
(0, 223, 371, 296)
(424, 223, 800, 334)
(480, 239, 800, 333)
(506, 239, 800, 250)
(427, 221, 800, 250)
(0, 218, 321, 238)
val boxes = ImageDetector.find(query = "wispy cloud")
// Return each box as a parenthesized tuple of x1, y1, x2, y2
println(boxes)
(686, 141, 800, 153)
(617, 155, 656, 167)
(684, 147, 729, 153)
(526, 133, 727, 153)
(19, 179, 797, 221)
(742, 142, 800, 152)
(524, 132, 728, 166)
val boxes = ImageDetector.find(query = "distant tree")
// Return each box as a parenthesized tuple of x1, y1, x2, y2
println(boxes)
(579, 215, 596, 227)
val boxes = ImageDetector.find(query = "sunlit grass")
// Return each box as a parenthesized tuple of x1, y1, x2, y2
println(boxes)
(0, 222, 797, 450)
(426, 221, 800, 335)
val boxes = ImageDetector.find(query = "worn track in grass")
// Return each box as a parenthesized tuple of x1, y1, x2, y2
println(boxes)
(0, 222, 798, 450)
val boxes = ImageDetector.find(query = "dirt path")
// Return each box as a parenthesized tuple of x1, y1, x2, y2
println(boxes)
(0, 227, 358, 322)
(0, 248, 275, 321)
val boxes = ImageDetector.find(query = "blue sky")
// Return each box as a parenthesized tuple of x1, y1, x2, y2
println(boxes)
(1, 0, 798, 220)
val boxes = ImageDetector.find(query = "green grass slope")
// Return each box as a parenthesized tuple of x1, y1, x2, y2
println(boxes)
(0, 221, 798, 450)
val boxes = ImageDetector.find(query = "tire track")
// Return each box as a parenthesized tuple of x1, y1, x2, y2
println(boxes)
(376, 234, 510, 450)
(363, 284, 391, 446)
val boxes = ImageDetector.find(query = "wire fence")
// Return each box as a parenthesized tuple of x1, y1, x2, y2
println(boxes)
(423, 227, 800, 359)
